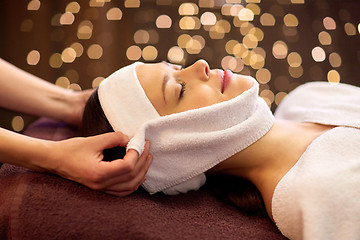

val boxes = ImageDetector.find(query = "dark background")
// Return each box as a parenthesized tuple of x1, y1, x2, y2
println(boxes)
(1, 0, 359, 131)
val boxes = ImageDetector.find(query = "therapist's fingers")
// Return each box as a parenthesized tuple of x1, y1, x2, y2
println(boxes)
(101, 153, 152, 195)
(96, 142, 152, 195)
(95, 132, 130, 151)
(99, 141, 151, 180)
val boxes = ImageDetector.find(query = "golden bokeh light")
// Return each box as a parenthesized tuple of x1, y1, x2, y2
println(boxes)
(239, 22, 254, 35)
(66, 2, 81, 13)
(70, 42, 84, 57)
(185, 36, 204, 55)
(287, 52, 302, 67)
(199, 0, 215, 8)
(291, 0, 305, 3)
(344, 23, 357, 36)
(12, 116, 25, 132)
(260, 89, 275, 106)
(289, 65, 303, 78)
(275, 92, 287, 106)
(27, 50, 40, 65)
(256, 68, 271, 84)
(179, 16, 201, 30)
(77, 20, 93, 39)
(327, 70, 340, 84)
(283, 14, 299, 27)
(250, 53, 265, 69)
(68, 83, 82, 91)
(27, 0, 40, 11)
(156, 15, 172, 28)
(142, 46, 158, 61)
(312, 46, 326, 62)
(329, 52, 342, 68)
(60, 12, 75, 25)
(246, 0, 261, 3)
(243, 34, 258, 49)
(89, 0, 104, 7)
(124, 0, 140, 8)
(147, 29, 160, 44)
(249, 27, 264, 41)
(178, 3, 199, 16)
(92, 77, 104, 88)
(55, 76, 70, 88)
(106, 8, 123, 20)
(318, 31, 332, 45)
(323, 17, 336, 30)
(200, 12, 217, 26)
(260, 13, 276, 26)
(61, 47, 77, 63)
(272, 41, 288, 59)
(221, 4, 242, 16)
(238, 8, 254, 21)
(225, 40, 239, 55)
(247, 4, 261, 15)
(87, 44, 103, 59)
(233, 43, 248, 58)
(177, 34, 192, 48)
(49, 53, 63, 68)
(134, 29, 150, 44)
(221, 56, 244, 72)
(167, 46, 185, 64)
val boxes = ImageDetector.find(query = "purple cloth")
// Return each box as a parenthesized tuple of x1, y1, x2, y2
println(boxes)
(0, 118, 285, 239)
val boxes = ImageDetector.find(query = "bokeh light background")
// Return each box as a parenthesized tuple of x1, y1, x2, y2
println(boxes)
(0, 0, 359, 132)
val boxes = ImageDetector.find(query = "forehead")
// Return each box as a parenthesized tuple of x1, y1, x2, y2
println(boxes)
(136, 62, 163, 87)
(135, 62, 168, 114)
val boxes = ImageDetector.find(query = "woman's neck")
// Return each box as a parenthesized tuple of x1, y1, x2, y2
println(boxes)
(208, 118, 334, 219)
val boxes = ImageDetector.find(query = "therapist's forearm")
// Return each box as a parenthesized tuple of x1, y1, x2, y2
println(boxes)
(0, 58, 81, 123)
(0, 127, 51, 172)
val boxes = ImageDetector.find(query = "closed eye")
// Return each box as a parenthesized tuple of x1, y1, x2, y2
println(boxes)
(179, 81, 186, 98)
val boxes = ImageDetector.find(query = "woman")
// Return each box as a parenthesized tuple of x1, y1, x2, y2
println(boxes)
(82, 59, 360, 239)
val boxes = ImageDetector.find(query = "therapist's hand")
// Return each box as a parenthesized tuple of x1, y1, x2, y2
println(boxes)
(48, 132, 152, 197)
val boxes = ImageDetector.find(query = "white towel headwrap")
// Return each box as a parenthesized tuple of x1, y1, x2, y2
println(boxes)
(99, 62, 274, 195)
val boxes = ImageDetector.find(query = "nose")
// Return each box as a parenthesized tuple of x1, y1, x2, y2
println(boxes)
(186, 59, 210, 82)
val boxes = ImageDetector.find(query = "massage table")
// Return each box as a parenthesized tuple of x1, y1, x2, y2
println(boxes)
(0, 118, 285, 239)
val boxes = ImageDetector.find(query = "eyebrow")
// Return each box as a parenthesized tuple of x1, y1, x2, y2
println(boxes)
(161, 63, 170, 104)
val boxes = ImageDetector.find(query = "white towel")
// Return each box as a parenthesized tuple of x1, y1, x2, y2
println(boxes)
(98, 62, 160, 138)
(272, 81, 360, 239)
(98, 62, 274, 195)
(128, 78, 274, 194)
(272, 127, 360, 240)
(275, 81, 360, 128)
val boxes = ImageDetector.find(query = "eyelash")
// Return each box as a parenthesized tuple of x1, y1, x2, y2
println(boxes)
(179, 81, 186, 98)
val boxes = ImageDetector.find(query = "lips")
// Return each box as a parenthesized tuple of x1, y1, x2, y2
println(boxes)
(222, 69, 232, 92)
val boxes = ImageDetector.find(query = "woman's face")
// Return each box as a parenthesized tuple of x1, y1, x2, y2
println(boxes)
(136, 59, 254, 116)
